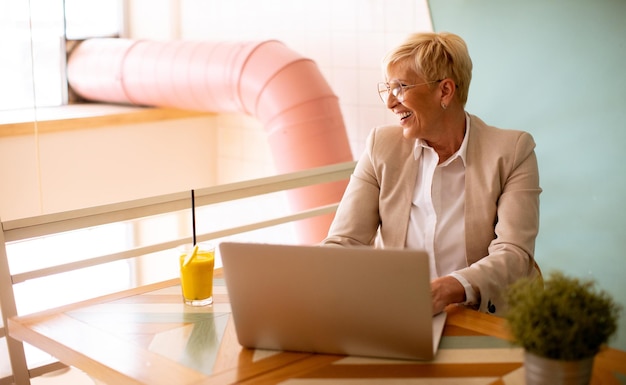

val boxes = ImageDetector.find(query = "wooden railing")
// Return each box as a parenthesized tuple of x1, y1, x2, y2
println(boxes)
(0, 160, 356, 385)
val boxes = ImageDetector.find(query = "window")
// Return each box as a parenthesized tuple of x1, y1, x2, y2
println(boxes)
(0, 0, 122, 112)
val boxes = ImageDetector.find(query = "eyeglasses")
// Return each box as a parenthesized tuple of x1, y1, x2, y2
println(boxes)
(377, 79, 442, 103)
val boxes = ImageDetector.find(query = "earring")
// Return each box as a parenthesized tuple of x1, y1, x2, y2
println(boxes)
(441, 103, 447, 110)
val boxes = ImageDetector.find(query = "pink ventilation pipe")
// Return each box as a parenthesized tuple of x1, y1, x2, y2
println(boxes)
(66, 38, 353, 244)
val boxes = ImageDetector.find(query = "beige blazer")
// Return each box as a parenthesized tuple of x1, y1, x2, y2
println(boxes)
(322, 114, 542, 315)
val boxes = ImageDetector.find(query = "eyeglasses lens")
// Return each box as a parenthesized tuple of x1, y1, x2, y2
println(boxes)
(377, 82, 403, 103)
(377, 83, 389, 102)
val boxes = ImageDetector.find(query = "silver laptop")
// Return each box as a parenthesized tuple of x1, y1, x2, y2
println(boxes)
(218, 242, 447, 361)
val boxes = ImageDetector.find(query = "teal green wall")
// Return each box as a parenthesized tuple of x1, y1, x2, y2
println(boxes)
(429, 0, 626, 350)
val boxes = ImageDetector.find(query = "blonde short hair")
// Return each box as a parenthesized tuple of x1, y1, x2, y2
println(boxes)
(383, 32, 473, 106)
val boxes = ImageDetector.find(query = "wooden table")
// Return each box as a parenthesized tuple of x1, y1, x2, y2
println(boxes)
(8, 269, 626, 385)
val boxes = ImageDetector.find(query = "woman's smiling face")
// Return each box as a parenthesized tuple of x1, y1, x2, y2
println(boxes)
(385, 60, 443, 141)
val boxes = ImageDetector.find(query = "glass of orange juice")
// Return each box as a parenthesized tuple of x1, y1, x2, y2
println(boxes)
(179, 243, 215, 306)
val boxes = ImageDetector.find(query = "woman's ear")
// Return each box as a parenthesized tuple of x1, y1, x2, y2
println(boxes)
(440, 78, 456, 107)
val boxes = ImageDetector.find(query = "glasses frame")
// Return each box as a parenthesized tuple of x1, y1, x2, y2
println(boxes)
(377, 79, 442, 103)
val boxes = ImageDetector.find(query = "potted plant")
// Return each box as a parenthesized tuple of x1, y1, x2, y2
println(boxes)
(505, 271, 621, 385)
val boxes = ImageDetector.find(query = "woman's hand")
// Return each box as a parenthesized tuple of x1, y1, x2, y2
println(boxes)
(431, 276, 466, 314)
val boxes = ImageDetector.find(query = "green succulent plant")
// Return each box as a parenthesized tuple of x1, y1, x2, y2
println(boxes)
(505, 271, 621, 361)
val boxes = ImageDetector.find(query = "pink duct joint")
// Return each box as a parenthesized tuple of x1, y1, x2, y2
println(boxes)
(67, 38, 353, 244)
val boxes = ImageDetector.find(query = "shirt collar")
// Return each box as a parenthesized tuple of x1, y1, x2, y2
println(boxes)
(413, 112, 470, 167)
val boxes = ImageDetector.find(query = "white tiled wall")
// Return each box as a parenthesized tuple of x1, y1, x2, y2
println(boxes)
(127, 0, 433, 171)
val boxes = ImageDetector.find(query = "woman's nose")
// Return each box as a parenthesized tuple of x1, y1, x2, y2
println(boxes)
(386, 93, 399, 108)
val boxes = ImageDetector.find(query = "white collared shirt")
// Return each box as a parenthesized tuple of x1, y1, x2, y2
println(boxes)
(405, 113, 477, 305)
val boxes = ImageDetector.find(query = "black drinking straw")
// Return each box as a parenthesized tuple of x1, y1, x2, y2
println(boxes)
(191, 189, 197, 246)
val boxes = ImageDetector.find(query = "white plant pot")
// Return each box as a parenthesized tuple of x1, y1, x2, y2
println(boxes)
(524, 351, 594, 385)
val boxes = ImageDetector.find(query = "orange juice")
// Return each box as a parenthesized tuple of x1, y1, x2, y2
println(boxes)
(179, 246, 215, 306)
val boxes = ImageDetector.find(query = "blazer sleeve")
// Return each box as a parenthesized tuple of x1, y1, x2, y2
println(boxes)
(322, 128, 383, 247)
(322, 125, 416, 247)
(458, 127, 542, 315)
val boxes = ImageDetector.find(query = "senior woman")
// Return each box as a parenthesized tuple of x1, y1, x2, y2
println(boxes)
(322, 32, 541, 316)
